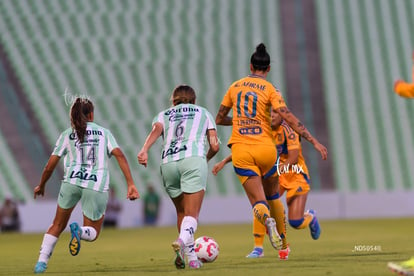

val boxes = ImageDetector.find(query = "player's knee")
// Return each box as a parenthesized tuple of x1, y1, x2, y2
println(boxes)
(289, 218, 304, 229)
(265, 192, 280, 200)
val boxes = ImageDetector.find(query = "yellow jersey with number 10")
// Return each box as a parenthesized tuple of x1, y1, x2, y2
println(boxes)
(221, 74, 286, 147)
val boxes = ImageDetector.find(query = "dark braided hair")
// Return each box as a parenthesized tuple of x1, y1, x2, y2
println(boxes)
(171, 84, 196, 106)
(70, 97, 94, 143)
(250, 43, 270, 71)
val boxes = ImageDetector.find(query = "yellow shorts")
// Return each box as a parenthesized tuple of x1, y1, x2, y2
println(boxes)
(231, 143, 278, 184)
(279, 173, 310, 199)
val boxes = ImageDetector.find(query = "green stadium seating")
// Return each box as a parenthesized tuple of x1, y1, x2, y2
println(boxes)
(316, 0, 414, 191)
(0, 0, 413, 204)
(0, 131, 32, 202)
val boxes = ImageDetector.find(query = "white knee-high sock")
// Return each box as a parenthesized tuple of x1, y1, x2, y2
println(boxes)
(38, 234, 58, 263)
(80, 226, 97, 241)
(179, 216, 198, 261)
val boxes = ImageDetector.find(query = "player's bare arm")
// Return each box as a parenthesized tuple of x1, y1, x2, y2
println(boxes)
(276, 106, 328, 160)
(215, 105, 233, 126)
(276, 107, 314, 142)
(112, 148, 140, 200)
(206, 129, 220, 162)
(34, 155, 60, 199)
(137, 123, 163, 167)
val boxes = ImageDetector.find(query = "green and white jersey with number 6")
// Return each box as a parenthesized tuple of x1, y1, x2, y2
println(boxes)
(52, 122, 119, 192)
(153, 103, 217, 164)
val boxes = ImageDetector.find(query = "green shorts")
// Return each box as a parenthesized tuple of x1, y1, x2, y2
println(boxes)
(160, 156, 208, 198)
(58, 181, 109, 221)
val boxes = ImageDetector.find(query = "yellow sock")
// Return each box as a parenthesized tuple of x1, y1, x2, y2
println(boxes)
(268, 198, 287, 249)
(252, 201, 270, 225)
(293, 213, 313, 229)
(252, 215, 266, 248)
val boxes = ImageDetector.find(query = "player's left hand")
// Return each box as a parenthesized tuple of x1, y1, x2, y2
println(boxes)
(127, 185, 140, 200)
(314, 142, 328, 160)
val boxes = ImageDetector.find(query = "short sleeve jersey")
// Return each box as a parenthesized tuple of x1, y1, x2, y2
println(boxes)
(395, 81, 414, 98)
(273, 122, 309, 177)
(52, 122, 119, 192)
(152, 103, 216, 164)
(221, 75, 287, 146)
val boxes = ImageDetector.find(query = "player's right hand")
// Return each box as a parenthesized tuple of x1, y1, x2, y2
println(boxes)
(137, 151, 148, 167)
(314, 142, 328, 160)
(33, 185, 45, 199)
(212, 161, 225, 175)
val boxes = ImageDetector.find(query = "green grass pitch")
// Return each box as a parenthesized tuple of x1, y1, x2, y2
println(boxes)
(1, 218, 413, 275)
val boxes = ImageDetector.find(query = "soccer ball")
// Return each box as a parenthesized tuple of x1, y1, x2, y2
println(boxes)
(194, 236, 219, 263)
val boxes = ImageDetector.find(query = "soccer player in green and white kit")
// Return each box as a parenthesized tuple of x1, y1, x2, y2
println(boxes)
(138, 85, 219, 269)
(33, 98, 139, 274)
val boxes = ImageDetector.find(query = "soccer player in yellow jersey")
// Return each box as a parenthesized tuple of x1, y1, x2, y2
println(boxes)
(213, 110, 321, 259)
(216, 43, 327, 256)
(394, 50, 414, 98)
(388, 50, 414, 275)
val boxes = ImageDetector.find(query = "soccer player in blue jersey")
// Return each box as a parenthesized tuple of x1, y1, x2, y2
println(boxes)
(33, 98, 139, 274)
(138, 85, 219, 269)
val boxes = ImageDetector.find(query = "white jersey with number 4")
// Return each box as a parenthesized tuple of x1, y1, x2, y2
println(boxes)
(52, 122, 119, 192)
(153, 103, 217, 164)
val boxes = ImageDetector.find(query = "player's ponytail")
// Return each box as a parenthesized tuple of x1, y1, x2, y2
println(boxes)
(171, 84, 196, 106)
(250, 43, 270, 71)
(70, 97, 94, 144)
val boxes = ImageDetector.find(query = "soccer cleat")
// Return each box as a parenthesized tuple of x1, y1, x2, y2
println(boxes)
(34, 261, 47, 273)
(306, 209, 321, 240)
(188, 259, 203, 269)
(172, 238, 185, 269)
(246, 247, 264, 258)
(69, 222, 81, 256)
(278, 246, 291, 260)
(265, 217, 283, 250)
(388, 257, 414, 275)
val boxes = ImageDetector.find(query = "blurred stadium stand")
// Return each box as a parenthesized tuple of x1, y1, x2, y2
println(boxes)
(316, 0, 414, 192)
(0, 0, 285, 202)
(0, 0, 413, 208)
